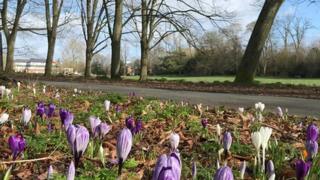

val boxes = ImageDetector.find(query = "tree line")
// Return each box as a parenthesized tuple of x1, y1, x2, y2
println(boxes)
(0, 0, 318, 83)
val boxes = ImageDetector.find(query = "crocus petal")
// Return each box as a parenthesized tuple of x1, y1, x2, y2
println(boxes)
(89, 116, 101, 134)
(295, 159, 311, 180)
(75, 125, 90, 156)
(0, 113, 9, 124)
(152, 154, 168, 180)
(170, 133, 180, 151)
(67, 161, 75, 180)
(251, 132, 262, 150)
(116, 128, 133, 162)
(22, 108, 32, 125)
(223, 132, 232, 151)
(214, 166, 234, 180)
(307, 124, 318, 141)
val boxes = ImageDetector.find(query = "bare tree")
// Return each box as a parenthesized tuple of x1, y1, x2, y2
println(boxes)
(78, 0, 108, 77)
(1, 0, 27, 73)
(235, 0, 284, 83)
(289, 17, 311, 58)
(44, 0, 64, 76)
(129, 0, 229, 80)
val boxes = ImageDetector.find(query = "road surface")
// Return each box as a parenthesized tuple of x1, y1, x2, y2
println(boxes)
(41, 80, 320, 117)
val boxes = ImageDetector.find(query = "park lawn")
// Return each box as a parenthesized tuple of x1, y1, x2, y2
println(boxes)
(124, 75, 320, 86)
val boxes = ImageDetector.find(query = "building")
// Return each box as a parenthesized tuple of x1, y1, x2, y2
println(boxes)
(14, 58, 59, 74)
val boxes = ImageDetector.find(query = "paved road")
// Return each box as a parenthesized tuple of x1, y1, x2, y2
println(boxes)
(41, 80, 320, 117)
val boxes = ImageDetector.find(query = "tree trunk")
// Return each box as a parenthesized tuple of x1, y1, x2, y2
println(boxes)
(140, 46, 148, 81)
(0, 32, 3, 72)
(139, 0, 149, 81)
(234, 0, 284, 83)
(110, 0, 123, 79)
(85, 49, 93, 78)
(5, 40, 15, 73)
(45, 36, 56, 76)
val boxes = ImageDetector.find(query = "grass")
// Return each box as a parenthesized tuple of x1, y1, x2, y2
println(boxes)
(124, 75, 320, 86)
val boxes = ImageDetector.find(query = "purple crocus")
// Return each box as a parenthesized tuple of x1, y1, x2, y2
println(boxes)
(223, 132, 232, 152)
(67, 125, 90, 168)
(89, 116, 101, 135)
(132, 119, 143, 134)
(67, 161, 75, 180)
(201, 118, 208, 128)
(46, 103, 56, 118)
(266, 160, 275, 179)
(192, 161, 197, 179)
(36, 102, 45, 118)
(295, 159, 311, 180)
(152, 152, 182, 180)
(307, 124, 318, 141)
(60, 109, 68, 123)
(125, 116, 134, 130)
(116, 128, 133, 175)
(115, 105, 121, 113)
(214, 166, 234, 180)
(306, 140, 318, 160)
(47, 165, 53, 179)
(94, 122, 111, 139)
(60, 109, 74, 130)
(8, 134, 26, 160)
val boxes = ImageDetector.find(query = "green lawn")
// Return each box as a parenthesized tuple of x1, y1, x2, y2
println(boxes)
(124, 75, 320, 86)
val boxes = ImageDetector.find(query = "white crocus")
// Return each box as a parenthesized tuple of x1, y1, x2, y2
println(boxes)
(216, 124, 221, 137)
(33, 88, 36, 96)
(251, 131, 262, 166)
(255, 102, 265, 112)
(0, 113, 9, 124)
(260, 127, 273, 172)
(98, 144, 105, 167)
(21, 108, 32, 125)
(0, 85, 5, 98)
(43, 85, 46, 94)
(170, 133, 180, 151)
(216, 160, 220, 169)
(74, 88, 78, 93)
(5, 89, 11, 99)
(238, 107, 244, 114)
(240, 161, 246, 179)
(276, 106, 283, 118)
(104, 100, 110, 112)
(17, 82, 21, 92)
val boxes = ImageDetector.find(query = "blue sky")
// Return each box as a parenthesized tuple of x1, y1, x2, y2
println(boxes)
(8, 0, 320, 61)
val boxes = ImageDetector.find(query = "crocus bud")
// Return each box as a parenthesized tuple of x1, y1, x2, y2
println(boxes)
(17, 82, 21, 92)
(240, 161, 246, 179)
(192, 161, 197, 179)
(74, 88, 77, 93)
(47, 165, 53, 180)
(67, 161, 75, 180)
(223, 132, 232, 152)
(306, 124, 318, 141)
(295, 159, 311, 180)
(0, 113, 9, 124)
(132, 119, 143, 134)
(214, 166, 234, 180)
(117, 128, 133, 175)
(46, 103, 56, 118)
(89, 116, 101, 135)
(36, 102, 45, 118)
(276, 107, 283, 118)
(238, 107, 244, 113)
(216, 124, 221, 137)
(255, 102, 265, 112)
(260, 127, 272, 149)
(201, 118, 208, 128)
(306, 140, 318, 159)
(5, 88, 11, 98)
(152, 152, 182, 180)
(21, 107, 32, 125)
(33, 88, 36, 96)
(99, 144, 105, 167)
(266, 160, 275, 180)
(0, 85, 5, 98)
(94, 122, 111, 139)
(170, 133, 180, 151)
(104, 100, 110, 112)
(115, 105, 121, 113)
(125, 116, 134, 130)
(43, 85, 46, 94)
(8, 134, 26, 160)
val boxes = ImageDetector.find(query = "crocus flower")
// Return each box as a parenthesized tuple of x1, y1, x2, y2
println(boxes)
(36, 102, 45, 118)
(295, 159, 311, 180)
(21, 107, 32, 125)
(17, 82, 21, 92)
(223, 132, 232, 152)
(60, 109, 74, 130)
(0, 85, 5, 98)
(260, 127, 273, 171)
(240, 161, 246, 179)
(33, 88, 36, 96)
(276, 107, 283, 118)
(255, 102, 265, 112)
(152, 152, 182, 180)
(94, 122, 111, 139)
(307, 124, 318, 141)
(117, 128, 133, 175)
(67, 125, 90, 168)
(214, 166, 234, 180)
(0, 112, 9, 124)
(132, 119, 143, 134)
(238, 107, 244, 113)
(115, 105, 121, 113)
(43, 85, 46, 94)
(5, 88, 11, 98)
(192, 161, 197, 179)
(251, 131, 262, 165)
(8, 134, 26, 160)
(170, 133, 180, 152)
(125, 116, 134, 130)
(266, 160, 275, 180)
(99, 144, 105, 167)
(201, 118, 208, 128)
(89, 116, 101, 135)
(306, 140, 318, 160)
(217, 124, 221, 137)
(67, 161, 75, 180)
(47, 165, 53, 179)
(46, 103, 56, 118)
(104, 100, 110, 112)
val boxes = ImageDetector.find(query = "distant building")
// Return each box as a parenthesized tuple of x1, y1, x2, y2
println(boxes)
(14, 58, 59, 74)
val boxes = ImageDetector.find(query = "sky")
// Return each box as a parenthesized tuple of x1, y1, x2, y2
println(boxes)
(5, 0, 320, 61)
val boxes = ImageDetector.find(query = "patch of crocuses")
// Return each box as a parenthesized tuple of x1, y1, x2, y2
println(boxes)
(8, 134, 26, 160)
(125, 116, 143, 135)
